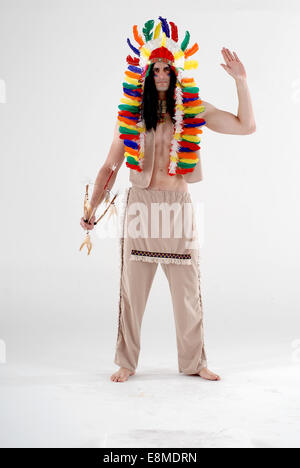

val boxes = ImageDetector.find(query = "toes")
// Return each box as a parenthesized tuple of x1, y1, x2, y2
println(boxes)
(111, 370, 132, 382)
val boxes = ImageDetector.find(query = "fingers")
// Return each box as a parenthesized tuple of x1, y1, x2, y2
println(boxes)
(221, 47, 231, 64)
(233, 51, 241, 62)
(227, 49, 235, 61)
(80, 216, 95, 230)
(222, 47, 237, 63)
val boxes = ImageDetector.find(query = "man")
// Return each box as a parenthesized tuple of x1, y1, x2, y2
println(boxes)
(80, 18, 255, 383)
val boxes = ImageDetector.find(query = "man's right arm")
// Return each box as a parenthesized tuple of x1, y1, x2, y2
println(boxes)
(89, 120, 125, 211)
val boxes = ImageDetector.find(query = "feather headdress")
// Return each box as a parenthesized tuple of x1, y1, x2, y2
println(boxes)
(118, 16, 206, 176)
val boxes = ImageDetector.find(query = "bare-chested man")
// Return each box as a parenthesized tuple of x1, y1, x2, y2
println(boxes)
(80, 47, 255, 383)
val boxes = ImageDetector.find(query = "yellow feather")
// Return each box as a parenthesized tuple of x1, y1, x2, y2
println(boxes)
(120, 97, 140, 107)
(180, 158, 199, 164)
(124, 76, 140, 86)
(140, 46, 151, 59)
(184, 106, 204, 114)
(184, 60, 198, 70)
(182, 134, 200, 142)
(174, 50, 184, 60)
(153, 22, 161, 39)
(161, 32, 166, 47)
(181, 81, 196, 87)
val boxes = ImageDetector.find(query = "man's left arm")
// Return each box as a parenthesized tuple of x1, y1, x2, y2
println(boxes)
(198, 48, 256, 135)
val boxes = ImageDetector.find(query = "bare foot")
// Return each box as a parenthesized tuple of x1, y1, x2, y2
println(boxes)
(110, 367, 135, 382)
(199, 367, 221, 381)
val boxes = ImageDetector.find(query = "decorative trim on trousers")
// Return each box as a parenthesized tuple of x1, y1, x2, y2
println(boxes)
(130, 249, 192, 265)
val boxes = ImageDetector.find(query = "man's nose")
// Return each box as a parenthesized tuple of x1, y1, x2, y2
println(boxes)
(157, 72, 168, 80)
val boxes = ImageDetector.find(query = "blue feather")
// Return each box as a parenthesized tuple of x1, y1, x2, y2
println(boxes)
(178, 147, 194, 152)
(183, 122, 206, 128)
(158, 16, 170, 38)
(127, 38, 140, 56)
(123, 88, 142, 98)
(182, 97, 198, 103)
(124, 139, 139, 150)
(128, 65, 142, 74)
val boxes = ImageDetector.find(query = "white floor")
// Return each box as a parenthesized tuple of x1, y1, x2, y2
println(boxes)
(1, 343, 299, 448)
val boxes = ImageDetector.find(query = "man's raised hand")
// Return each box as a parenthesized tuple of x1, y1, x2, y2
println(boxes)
(220, 47, 247, 81)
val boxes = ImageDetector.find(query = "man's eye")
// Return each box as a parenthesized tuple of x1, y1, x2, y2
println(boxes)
(154, 70, 170, 74)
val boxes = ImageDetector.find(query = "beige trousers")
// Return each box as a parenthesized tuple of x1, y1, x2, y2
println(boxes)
(114, 186, 208, 374)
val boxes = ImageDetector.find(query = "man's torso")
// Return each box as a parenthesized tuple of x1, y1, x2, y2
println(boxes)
(148, 114, 188, 192)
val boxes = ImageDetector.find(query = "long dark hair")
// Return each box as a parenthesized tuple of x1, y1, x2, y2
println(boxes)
(141, 63, 177, 131)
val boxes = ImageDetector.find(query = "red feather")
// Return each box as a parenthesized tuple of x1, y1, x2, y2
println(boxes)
(126, 55, 140, 66)
(169, 22, 178, 42)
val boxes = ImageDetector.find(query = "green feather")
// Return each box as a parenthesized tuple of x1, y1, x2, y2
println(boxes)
(145, 65, 151, 78)
(118, 105, 140, 113)
(180, 31, 190, 52)
(177, 161, 197, 168)
(143, 20, 154, 41)
(126, 156, 139, 166)
(182, 86, 199, 94)
(119, 126, 139, 135)
(123, 82, 142, 90)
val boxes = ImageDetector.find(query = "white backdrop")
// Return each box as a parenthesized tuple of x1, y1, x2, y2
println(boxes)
(0, 0, 300, 448)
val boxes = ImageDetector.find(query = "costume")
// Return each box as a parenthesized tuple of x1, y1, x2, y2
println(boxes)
(114, 17, 208, 374)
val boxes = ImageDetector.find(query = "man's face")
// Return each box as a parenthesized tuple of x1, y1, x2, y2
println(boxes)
(153, 61, 171, 92)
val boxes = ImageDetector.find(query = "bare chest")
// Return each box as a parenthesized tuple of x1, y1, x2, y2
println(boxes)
(148, 115, 187, 191)
(152, 115, 174, 171)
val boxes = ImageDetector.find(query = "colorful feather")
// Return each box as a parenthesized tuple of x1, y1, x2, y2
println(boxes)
(142, 19, 154, 41)
(133, 25, 144, 47)
(184, 43, 199, 58)
(184, 59, 198, 70)
(127, 38, 140, 56)
(126, 55, 140, 66)
(153, 21, 161, 39)
(180, 31, 190, 52)
(158, 16, 170, 38)
(128, 65, 142, 74)
(169, 21, 178, 42)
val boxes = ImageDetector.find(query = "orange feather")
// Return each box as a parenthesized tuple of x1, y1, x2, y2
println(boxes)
(133, 25, 144, 47)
